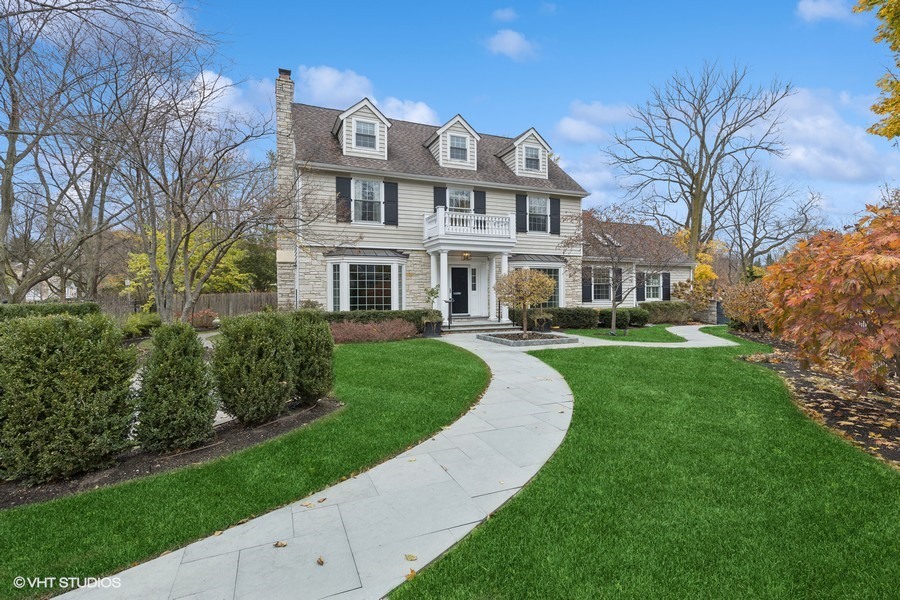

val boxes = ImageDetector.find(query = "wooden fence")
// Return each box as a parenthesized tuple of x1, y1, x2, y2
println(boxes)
(97, 292, 278, 323)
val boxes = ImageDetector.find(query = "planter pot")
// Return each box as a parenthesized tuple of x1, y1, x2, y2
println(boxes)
(534, 320, 552, 333)
(423, 321, 442, 338)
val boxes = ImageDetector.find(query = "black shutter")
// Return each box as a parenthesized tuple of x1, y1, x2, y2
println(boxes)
(335, 177, 351, 223)
(515, 194, 527, 233)
(613, 267, 623, 303)
(581, 266, 593, 303)
(433, 186, 446, 211)
(662, 272, 671, 301)
(635, 272, 645, 302)
(549, 198, 561, 235)
(383, 181, 398, 226)
(474, 190, 486, 214)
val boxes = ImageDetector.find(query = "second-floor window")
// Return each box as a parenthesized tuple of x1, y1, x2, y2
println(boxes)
(448, 188, 472, 212)
(525, 146, 541, 170)
(449, 135, 468, 161)
(527, 196, 549, 232)
(353, 179, 381, 223)
(355, 120, 376, 149)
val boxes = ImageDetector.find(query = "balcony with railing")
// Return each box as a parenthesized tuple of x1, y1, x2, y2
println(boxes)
(423, 206, 517, 251)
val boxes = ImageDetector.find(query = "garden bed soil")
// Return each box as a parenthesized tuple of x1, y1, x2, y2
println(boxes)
(476, 332, 577, 347)
(733, 330, 899, 467)
(0, 398, 342, 509)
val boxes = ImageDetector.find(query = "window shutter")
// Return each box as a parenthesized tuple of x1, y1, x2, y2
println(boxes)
(433, 186, 446, 211)
(383, 181, 398, 226)
(474, 190, 486, 214)
(662, 272, 671, 301)
(613, 267, 623, 303)
(635, 272, 645, 302)
(549, 198, 561, 235)
(581, 266, 592, 303)
(335, 177, 351, 223)
(515, 194, 527, 233)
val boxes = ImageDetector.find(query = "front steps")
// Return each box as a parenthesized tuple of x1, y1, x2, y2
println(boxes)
(444, 317, 520, 335)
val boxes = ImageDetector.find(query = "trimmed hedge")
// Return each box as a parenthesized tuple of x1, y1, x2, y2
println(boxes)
(123, 311, 162, 338)
(136, 322, 216, 452)
(289, 311, 334, 403)
(0, 301, 100, 321)
(212, 313, 295, 425)
(321, 309, 439, 333)
(629, 308, 650, 328)
(0, 314, 136, 482)
(510, 307, 599, 329)
(598, 308, 631, 329)
(639, 301, 692, 324)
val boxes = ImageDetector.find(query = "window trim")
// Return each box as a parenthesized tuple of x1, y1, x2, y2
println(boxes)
(644, 272, 662, 301)
(448, 134, 469, 162)
(447, 187, 473, 213)
(524, 145, 541, 171)
(526, 195, 550, 233)
(350, 177, 384, 226)
(592, 266, 612, 302)
(352, 117, 379, 151)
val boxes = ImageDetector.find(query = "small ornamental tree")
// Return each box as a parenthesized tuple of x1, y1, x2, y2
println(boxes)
(721, 279, 768, 332)
(763, 205, 900, 389)
(495, 269, 556, 333)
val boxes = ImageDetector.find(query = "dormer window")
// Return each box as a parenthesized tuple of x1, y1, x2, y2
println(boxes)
(355, 120, 377, 149)
(449, 135, 468, 161)
(525, 146, 541, 170)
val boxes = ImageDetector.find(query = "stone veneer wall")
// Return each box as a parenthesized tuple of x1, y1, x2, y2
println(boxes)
(403, 250, 432, 309)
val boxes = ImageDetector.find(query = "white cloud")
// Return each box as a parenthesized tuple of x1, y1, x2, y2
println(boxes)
(296, 65, 374, 108)
(554, 100, 632, 144)
(295, 64, 438, 124)
(491, 7, 517, 21)
(778, 88, 891, 183)
(192, 71, 273, 119)
(381, 97, 439, 124)
(487, 29, 536, 61)
(796, 0, 852, 22)
(563, 152, 621, 208)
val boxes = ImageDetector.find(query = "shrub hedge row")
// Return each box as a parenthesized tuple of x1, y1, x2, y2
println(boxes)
(638, 301, 692, 324)
(0, 301, 100, 321)
(320, 309, 441, 333)
(510, 306, 650, 329)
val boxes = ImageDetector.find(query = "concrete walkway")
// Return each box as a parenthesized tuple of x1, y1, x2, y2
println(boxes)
(63, 325, 730, 600)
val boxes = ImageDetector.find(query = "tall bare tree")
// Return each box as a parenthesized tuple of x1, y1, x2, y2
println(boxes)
(607, 63, 793, 260)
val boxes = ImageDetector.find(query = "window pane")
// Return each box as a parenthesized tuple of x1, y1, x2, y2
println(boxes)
(450, 135, 467, 161)
(448, 189, 471, 212)
(471, 268, 477, 292)
(535, 268, 559, 308)
(593, 268, 611, 301)
(332, 264, 341, 310)
(645, 273, 661, 300)
(356, 121, 376, 148)
(525, 147, 540, 170)
(527, 197, 548, 231)
(349, 264, 392, 311)
(354, 180, 381, 223)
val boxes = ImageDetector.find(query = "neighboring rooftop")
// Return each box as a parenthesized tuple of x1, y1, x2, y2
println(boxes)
(582, 217, 694, 265)
(291, 103, 588, 196)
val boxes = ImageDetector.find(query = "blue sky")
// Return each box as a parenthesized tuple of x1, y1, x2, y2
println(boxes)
(197, 0, 896, 224)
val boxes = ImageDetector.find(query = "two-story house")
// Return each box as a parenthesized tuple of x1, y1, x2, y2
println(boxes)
(274, 68, 588, 325)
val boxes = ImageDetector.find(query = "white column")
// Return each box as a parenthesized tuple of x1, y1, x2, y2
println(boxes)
(439, 250, 450, 325)
(488, 254, 498, 321)
(429, 252, 439, 310)
(500, 252, 510, 322)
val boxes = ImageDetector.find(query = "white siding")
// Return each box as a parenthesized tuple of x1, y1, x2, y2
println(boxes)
(342, 105, 388, 160)
(439, 122, 477, 170)
(500, 148, 517, 173)
(516, 133, 549, 179)
(580, 263, 693, 308)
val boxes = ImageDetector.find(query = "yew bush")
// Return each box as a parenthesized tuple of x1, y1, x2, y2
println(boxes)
(763, 205, 899, 389)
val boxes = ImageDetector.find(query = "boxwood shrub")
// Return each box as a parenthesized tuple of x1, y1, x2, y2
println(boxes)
(597, 308, 631, 329)
(509, 307, 600, 329)
(321, 309, 434, 333)
(136, 322, 216, 452)
(638, 300, 692, 324)
(0, 301, 100, 321)
(0, 314, 136, 482)
(122, 311, 162, 338)
(289, 311, 334, 403)
(212, 312, 295, 425)
(629, 307, 650, 328)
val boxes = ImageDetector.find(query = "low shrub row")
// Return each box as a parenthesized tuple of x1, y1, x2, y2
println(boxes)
(320, 309, 440, 333)
(638, 301, 692, 324)
(597, 308, 649, 328)
(0, 310, 335, 483)
(0, 301, 100, 321)
(330, 318, 418, 344)
(510, 306, 649, 329)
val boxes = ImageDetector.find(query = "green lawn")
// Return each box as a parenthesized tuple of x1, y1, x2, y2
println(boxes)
(0, 339, 489, 599)
(566, 323, 686, 343)
(395, 328, 900, 599)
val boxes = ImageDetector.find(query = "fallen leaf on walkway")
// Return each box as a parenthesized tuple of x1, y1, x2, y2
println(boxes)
(213, 531, 223, 536)
(316, 556, 325, 566)
(237, 518, 249, 525)
(300, 502, 314, 508)
(317, 498, 327, 503)
(405, 568, 416, 581)
(404, 554, 417, 561)
(408, 458, 417, 462)
(273, 541, 287, 548)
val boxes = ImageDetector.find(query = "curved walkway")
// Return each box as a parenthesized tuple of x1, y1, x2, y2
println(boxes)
(64, 325, 730, 600)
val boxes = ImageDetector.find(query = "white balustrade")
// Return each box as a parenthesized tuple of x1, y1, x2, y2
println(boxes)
(424, 208, 513, 240)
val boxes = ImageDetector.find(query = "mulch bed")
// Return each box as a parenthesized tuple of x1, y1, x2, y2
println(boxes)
(490, 332, 567, 341)
(732, 331, 899, 468)
(0, 398, 343, 510)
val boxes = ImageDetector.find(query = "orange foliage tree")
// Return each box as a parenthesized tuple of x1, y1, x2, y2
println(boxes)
(763, 205, 900, 389)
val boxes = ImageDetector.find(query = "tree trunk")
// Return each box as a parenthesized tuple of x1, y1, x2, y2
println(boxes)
(611, 304, 617, 334)
(522, 305, 529, 333)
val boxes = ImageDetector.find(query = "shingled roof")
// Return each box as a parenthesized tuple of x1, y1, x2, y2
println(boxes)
(292, 103, 588, 196)
(582, 219, 693, 265)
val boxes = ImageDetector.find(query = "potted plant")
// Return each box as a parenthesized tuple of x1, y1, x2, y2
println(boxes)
(422, 309, 443, 337)
(532, 310, 553, 333)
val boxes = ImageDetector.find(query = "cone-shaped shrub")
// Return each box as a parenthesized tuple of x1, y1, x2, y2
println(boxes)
(136, 322, 216, 452)
(0, 314, 136, 482)
(290, 311, 334, 403)
(212, 312, 294, 425)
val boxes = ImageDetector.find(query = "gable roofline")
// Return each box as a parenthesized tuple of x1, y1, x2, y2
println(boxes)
(330, 97, 392, 135)
(496, 127, 551, 157)
(424, 114, 482, 147)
